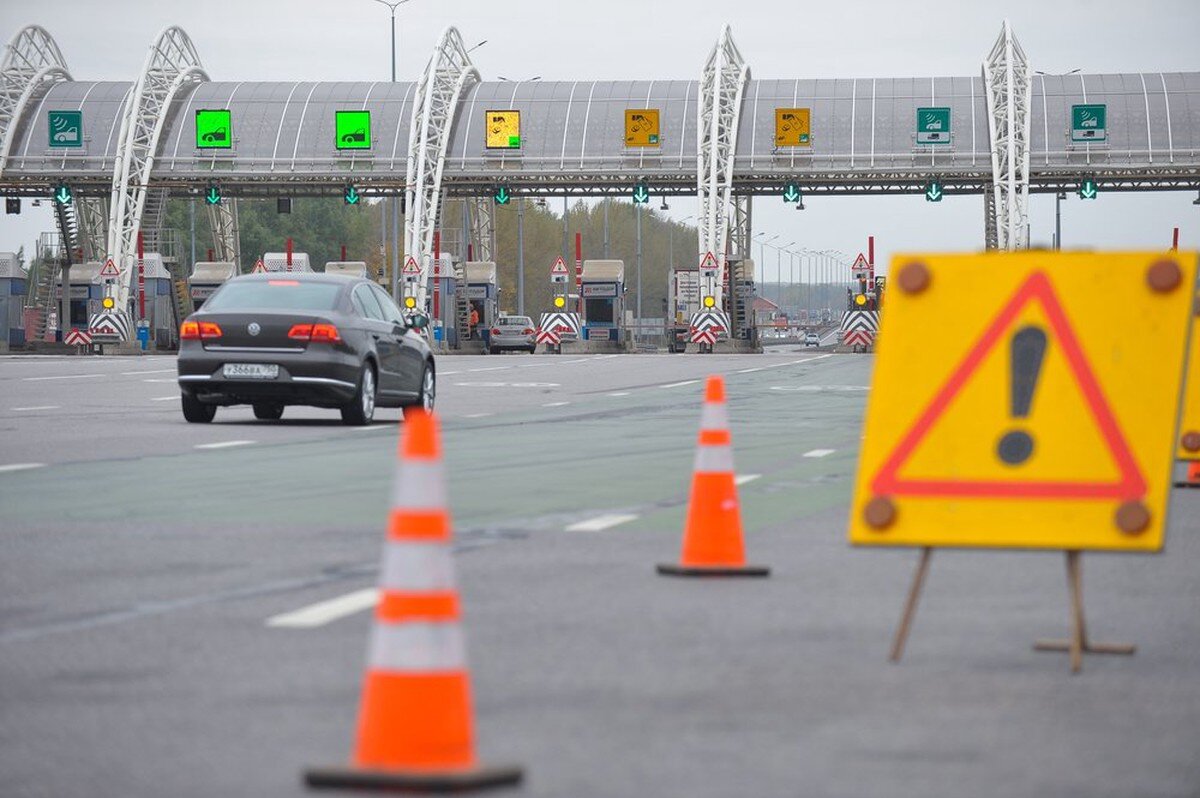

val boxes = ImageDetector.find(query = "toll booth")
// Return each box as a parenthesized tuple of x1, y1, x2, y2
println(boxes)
(55, 261, 104, 331)
(0, 252, 25, 350)
(729, 258, 756, 340)
(136, 254, 175, 348)
(189, 261, 237, 309)
(430, 255, 457, 348)
(324, 261, 368, 278)
(464, 261, 498, 345)
(580, 259, 625, 343)
(261, 252, 312, 272)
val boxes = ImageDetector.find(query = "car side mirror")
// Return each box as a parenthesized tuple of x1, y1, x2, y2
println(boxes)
(407, 313, 430, 331)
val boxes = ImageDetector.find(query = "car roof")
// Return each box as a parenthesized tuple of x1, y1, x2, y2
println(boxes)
(228, 272, 367, 285)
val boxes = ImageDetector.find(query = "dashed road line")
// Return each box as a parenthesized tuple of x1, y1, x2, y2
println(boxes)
(194, 440, 256, 450)
(734, 474, 762, 485)
(803, 449, 835, 458)
(565, 513, 639, 532)
(22, 373, 105, 382)
(266, 588, 379, 628)
(542, 401, 570, 407)
(11, 405, 60, 411)
(608, 391, 631, 397)
(0, 463, 46, 474)
(468, 366, 509, 372)
(150, 396, 178, 401)
(658, 379, 700, 389)
(462, 412, 494, 418)
(121, 368, 176, 375)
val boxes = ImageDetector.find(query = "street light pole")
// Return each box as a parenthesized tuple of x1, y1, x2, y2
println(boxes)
(1055, 191, 1065, 250)
(517, 199, 525, 316)
(373, 0, 411, 301)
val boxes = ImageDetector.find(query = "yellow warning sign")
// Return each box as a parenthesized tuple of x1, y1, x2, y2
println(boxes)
(624, 109, 660, 147)
(485, 109, 521, 149)
(849, 252, 1196, 552)
(1178, 289, 1200, 461)
(774, 108, 811, 147)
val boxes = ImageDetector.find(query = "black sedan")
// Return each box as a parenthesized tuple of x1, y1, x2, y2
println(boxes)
(176, 273, 435, 425)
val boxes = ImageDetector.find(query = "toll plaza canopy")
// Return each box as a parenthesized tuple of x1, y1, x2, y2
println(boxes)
(5, 74, 1199, 195)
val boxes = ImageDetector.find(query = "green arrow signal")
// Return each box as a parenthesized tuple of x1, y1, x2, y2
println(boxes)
(344, 185, 360, 205)
(1079, 180, 1098, 200)
(494, 186, 510, 205)
(783, 182, 801, 203)
(53, 184, 72, 205)
(925, 181, 943, 202)
(205, 185, 221, 205)
(632, 182, 649, 204)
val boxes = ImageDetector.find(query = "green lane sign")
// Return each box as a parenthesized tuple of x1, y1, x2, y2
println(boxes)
(632, 180, 649, 204)
(343, 184, 360, 205)
(1071, 104, 1106, 143)
(335, 110, 371, 150)
(783, 181, 801, 203)
(925, 180, 943, 202)
(196, 109, 232, 149)
(53, 183, 72, 206)
(205, 183, 222, 205)
(916, 107, 951, 145)
(493, 185, 511, 205)
(1079, 178, 1098, 200)
(48, 111, 82, 148)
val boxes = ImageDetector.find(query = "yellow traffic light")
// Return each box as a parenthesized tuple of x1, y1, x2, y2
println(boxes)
(404, 296, 416, 309)
(553, 296, 566, 308)
(703, 295, 716, 308)
(854, 293, 867, 306)
(102, 296, 115, 309)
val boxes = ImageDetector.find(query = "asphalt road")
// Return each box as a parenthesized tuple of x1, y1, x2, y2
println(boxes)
(2, 349, 1198, 798)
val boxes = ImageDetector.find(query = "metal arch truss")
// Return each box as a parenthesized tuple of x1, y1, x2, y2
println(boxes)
(697, 25, 750, 306)
(106, 26, 208, 323)
(982, 20, 1033, 251)
(467, 197, 494, 262)
(0, 25, 71, 176)
(404, 27, 481, 311)
(206, 200, 240, 269)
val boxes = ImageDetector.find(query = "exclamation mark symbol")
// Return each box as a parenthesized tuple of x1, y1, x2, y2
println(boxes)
(997, 325, 1048, 466)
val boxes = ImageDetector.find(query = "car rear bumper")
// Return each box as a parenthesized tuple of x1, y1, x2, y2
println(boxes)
(490, 335, 535, 349)
(178, 347, 361, 407)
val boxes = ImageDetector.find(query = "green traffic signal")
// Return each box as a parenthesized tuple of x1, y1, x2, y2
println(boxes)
(494, 185, 510, 205)
(632, 181, 649, 204)
(344, 184, 360, 205)
(52, 183, 72, 206)
(204, 183, 221, 205)
(924, 181, 943, 202)
(1079, 179, 1098, 200)
(783, 182, 801, 203)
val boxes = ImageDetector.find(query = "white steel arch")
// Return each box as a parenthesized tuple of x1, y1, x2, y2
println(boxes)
(105, 26, 209, 326)
(0, 24, 71, 176)
(697, 25, 750, 307)
(983, 20, 1032, 251)
(404, 27, 481, 311)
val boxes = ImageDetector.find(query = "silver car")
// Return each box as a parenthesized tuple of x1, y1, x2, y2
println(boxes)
(804, 331, 821, 347)
(489, 314, 536, 354)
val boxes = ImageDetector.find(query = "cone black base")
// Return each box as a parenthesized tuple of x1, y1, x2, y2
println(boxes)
(304, 764, 523, 793)
(656, 563, 770, 577)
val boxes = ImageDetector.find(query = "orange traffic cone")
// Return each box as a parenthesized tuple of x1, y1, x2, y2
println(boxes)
(305, 408, 523, 792)
(1178, 460, 1200, 488)
(657, 375, 770, 577)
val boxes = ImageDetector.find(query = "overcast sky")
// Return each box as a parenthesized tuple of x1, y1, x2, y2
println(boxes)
(2, 0, 1198, 280)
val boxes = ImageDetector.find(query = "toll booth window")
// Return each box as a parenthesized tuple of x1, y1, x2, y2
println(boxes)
(203, 281, 342, 311)
(585, 297, 614, 324)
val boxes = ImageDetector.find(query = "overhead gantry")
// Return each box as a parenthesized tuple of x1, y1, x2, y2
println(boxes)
(983, 20, 1033, 251)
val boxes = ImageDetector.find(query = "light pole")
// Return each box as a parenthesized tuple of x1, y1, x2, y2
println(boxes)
(516, 199, 525, 316)
(777, 241, 794, 316)
(670, 214, 694, 273)
(1055, 191, 1065, 250)
(754, 233, 778, 304)
(635, 199, 642, 343)
(373, 0, 411, 301)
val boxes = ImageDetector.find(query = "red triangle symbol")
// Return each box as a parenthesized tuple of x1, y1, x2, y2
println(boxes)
(403, 256, 421, 274)
(251, 259, 266, 273)
(551, 256, 568, 274)
(99, 258, 120, 277)
(700, 252, 718, 271)
(852, 253, 870, 270)
(871, 271, 1145, 501)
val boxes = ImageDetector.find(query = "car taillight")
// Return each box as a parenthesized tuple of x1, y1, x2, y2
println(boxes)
(522, 327, 534, 335)
(188, 321, 222, 339)
(491, 328, 501, 336)
(288, 323, 341, 343)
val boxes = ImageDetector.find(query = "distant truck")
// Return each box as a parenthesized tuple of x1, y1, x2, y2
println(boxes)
(665, 267, 700, 353)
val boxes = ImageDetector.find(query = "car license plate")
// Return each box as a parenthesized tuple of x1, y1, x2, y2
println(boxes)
(223, 363, 279, 380)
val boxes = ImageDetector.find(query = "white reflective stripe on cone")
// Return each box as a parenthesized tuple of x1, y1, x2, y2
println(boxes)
(693, 443, 735, 474)
(699, 402, 729, 432)
(391, 461, 448, 511)
(367, 622, 468, 672)
(380, 540, 458, 592)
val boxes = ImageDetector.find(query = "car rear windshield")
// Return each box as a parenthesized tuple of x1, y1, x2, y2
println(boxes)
(203, 280, 342, 311)
(500, 317, 532, 326)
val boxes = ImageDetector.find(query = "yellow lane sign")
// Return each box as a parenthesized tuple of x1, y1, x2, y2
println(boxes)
(1178, 288, 1200, 461)
(625, 109, 660, 147)
(775, 108, 811, 147)
(485, 110, 521, 149)
(849, 251, 1196, 552)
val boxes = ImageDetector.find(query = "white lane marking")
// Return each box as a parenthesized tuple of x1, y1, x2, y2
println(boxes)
(150, 396, 178, 402)
(194, 440, 256, 450)
(608, 391, 631, 397)
(565, 513, 638, 532)
(735, 474, 762, 485)
(462, 412, 493, 418)
(770, 385, 868, 392)
(453, 381, 559, 388)
(439, 371, 462, 375)
(266, 588, 379, 628)
(468, 366, 509, 372)
(803, 449, 835, 458)
(11, 405, 60, 411)
(121, 368, 176, 375)
(22, 373, 104, 382)
(658, 379, 700, 389)
(737, 367, 766, 373)
(0, 463, 46, 474)
(352, 424, 392, 431)
(542, 401, 570, 407)
(143, 378, 177, 383)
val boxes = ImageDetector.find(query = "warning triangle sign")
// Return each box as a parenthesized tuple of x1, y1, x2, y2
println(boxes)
(550, 256, 568, 275)
(851, 253, 870, 271)
(871, 271, 1146, 501)
(99, 258, 120, 277)
(251, 258, 266, 273)
(699, 251, 719, 272)
(403, 256, 421, 275)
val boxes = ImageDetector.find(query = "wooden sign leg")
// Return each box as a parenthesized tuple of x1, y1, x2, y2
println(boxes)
(1033, 550, 1136, 673)
(889, 547, 932, 663)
